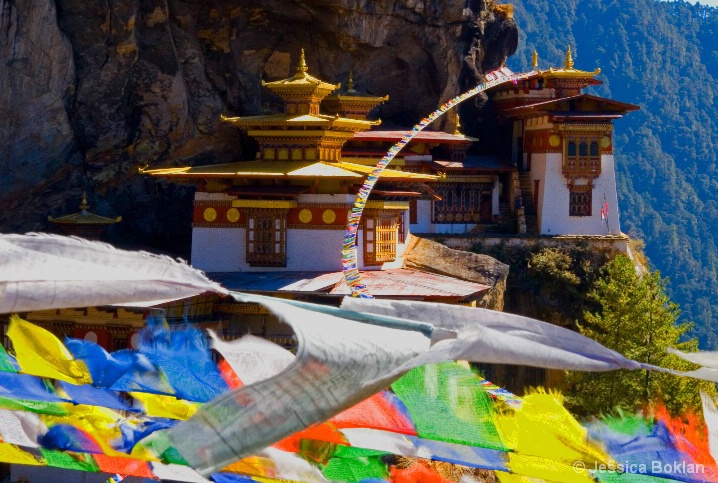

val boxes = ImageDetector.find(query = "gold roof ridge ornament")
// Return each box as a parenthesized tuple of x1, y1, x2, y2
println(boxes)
(79, 191, 90, 212)
(260, 49, 340, 101)
(346, 69, 356, 92)
(321, 69, 388, 120)
(539, 44, 600, 79)
(532, 50, 538, 70)
(565, 45, 575, 69)
(453, 115, 463, 136)
(296, 48, 308, 76)
(48, 193, 121, 226)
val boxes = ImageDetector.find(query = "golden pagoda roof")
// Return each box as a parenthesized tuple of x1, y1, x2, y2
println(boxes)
(261, 49, 339, 100)
(143, 160, 364, 179)
(324, 71, 389, 103)
(221, 113, 379, 132)
(143, 159, 438, 181)
(335, 161, 438, 181)
(48, 193, 121, 225)
(538, 45, 601, 79)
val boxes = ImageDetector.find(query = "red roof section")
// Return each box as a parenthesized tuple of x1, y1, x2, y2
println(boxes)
(501, 93, 640, 115)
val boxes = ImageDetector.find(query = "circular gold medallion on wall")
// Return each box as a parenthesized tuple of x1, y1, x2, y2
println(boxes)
(203, 207, 217, 222)
(226, 208, 240, 223)
(548, 134, 561, 148)
(322, 209, 336, 224)
(298, 208, 313, 224)
(601, 136, 612, 149)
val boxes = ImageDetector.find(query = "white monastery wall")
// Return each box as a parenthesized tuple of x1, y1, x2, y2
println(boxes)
(192, 226, 401, 273)
(286, 229, 344, 271)
(530, 152, 549, 232)
(191, 227, 244, 272)
(596, 154, 622, 236)
(532, 153, 621, 236)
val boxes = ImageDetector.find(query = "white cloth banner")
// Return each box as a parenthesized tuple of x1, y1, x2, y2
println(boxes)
(167, 293, 432, 475)
(209, 332, 295, 386)
(170, 295, 718, 475)
(0, 234, 226, 313)
(701, 391, 718, 465)
(0, 409, 46, 448)
(150, 463, 211, 483)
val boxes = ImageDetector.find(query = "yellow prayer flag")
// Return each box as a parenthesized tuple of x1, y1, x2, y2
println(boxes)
(497, 392, 612, 468)
(504, 453, 597, 483)
(7, 316, 92, 384)
(130, 392, 201, 420)
(0, 441, 44, 465)
(223, 456, 274, 478)
(130, 441, 162, 462)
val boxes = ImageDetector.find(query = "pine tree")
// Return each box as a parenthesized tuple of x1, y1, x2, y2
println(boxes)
(563, 255, 715, 417)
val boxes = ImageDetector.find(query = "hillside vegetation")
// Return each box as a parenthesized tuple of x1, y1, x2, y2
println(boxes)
(506, 0, 718, 347)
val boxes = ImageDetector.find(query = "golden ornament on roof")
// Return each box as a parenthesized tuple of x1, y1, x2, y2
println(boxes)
(565, 45, 575, 69)
(296, 48, 308, 75)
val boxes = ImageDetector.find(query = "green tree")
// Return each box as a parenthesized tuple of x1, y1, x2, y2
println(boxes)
(563, 255, 715, 417)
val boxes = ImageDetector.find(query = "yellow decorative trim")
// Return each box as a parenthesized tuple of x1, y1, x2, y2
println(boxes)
(322, 209, 337, 224)
(232, 200, 298, 208)
(226, 208, 240, 223)
(439, 175, 495, 183)
(298, 209, 313, 223)
(203, 207, 217, 222)
(193, 223, 246, 229)
(365, 201, 409, 210)
(246, 130, 359, 138)
(297, 203, 352, 210)
(214, 303, 269, 315)
(558, 124, 613, 133)
(194, 200, 234, 206)
(288, 224, 344, 230)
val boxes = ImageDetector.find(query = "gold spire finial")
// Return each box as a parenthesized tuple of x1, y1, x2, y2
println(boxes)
(347, 70, 355, 92)
(79, 192, 89, 212)
(532, 50, 538, 69)
(565, 45, 574, 69)
(454, 114, 463, 136)
(296, 48, 308, 75)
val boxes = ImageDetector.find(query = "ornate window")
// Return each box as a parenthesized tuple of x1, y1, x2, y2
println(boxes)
(432, 182, 494, 223)
(363, 215, 397, 265)
(564, 137, 601, 178)
(569, 185, 592, 217)
(246, 210, 287, 267)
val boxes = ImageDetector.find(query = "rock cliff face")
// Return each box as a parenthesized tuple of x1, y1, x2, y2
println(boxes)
(0, 0, 517, 254)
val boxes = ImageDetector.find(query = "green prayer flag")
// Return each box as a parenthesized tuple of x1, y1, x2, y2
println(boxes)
(391, 362, 506, 450)
(40, 449, 100, 472)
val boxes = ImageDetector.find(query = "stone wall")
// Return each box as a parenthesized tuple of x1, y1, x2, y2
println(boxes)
(438, 234, 630, 256)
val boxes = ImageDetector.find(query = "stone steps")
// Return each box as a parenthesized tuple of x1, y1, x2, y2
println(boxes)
(518, 172, 539, 234)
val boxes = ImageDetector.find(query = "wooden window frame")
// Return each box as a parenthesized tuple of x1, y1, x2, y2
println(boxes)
(563, 136, 601, 178)
(363, 213, 397, 265)
(568, 184, 592, 217)
(432, 182, 493, 223)
(246, 209, 287, 267)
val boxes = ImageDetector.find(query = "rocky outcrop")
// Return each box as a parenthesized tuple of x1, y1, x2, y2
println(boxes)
(403, 235, 509, 310)
(0, 0, 518, 254)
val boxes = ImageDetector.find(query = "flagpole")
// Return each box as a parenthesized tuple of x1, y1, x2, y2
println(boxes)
(603, 193, 610, 234)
